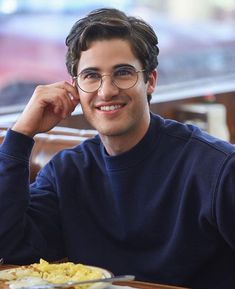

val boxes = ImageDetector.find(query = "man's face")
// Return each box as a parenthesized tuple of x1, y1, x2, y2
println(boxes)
(76, 39, 156, 139)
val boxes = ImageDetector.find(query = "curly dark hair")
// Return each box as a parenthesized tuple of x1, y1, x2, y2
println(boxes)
(65, 8, 159, 102)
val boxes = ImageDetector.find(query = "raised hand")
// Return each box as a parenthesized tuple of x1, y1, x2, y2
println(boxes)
(12, 81, 80, 137)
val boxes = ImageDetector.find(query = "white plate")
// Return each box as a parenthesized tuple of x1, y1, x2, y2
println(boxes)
(0, 265, 112, 289)
(88, 267, 112, 289)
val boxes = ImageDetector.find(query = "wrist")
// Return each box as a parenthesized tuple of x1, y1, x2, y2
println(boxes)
(11, 123, 36, 138)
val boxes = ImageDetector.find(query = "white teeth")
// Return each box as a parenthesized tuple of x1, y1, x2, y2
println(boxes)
(100, 104, 122, 111)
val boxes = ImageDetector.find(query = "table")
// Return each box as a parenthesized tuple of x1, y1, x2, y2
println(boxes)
(0, 265, 190, 289)
(114, 280, 190, 289)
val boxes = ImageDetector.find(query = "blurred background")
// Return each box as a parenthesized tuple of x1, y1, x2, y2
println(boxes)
(0, 0, 235, 141)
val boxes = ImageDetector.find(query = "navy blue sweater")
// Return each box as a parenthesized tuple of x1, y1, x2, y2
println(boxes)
(1, 113, 235, 289)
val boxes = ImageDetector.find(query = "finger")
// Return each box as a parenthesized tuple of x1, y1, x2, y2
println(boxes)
(34, 83, 78, 118)
(56, 81, 80, 101)
(52, 98, 64, 116)
(57, 89, 78, 118)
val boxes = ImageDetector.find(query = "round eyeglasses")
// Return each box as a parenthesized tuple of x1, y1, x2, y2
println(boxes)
(73, 66, 145, 93)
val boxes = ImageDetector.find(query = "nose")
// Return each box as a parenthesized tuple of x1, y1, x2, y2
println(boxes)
(97, 75, 119, 99)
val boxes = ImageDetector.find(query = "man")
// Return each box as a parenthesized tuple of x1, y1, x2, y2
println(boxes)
(0, 8, 235, 289)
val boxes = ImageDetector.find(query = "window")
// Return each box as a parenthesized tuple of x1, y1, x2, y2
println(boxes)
(0, 0, 235, 108)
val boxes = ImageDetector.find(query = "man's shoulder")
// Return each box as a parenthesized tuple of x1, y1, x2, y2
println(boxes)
(76, 134, 100, 151)
(152, 114, 235, 156)
(55, 134, 101, 159)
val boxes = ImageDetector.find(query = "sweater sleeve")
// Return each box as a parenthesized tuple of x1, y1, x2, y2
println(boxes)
(0, 129, 65, 264)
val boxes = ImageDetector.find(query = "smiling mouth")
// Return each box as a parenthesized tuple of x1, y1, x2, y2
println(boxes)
(98, 104, 124, 111)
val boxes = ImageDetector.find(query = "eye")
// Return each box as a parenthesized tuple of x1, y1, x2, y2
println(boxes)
(114, 67, 135, 77)
(80, 71, 100, 80)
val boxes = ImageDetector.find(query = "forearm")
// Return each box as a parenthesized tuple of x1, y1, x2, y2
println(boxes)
(0, 130, 34, 260)
(0, 129, 33, 203)
(0, 130, 64, 263)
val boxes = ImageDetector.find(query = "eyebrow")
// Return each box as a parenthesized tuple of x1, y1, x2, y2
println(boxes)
(79, 64, 136, 74)
(113, 64, 136, 69)
(79, 67, 98, 74)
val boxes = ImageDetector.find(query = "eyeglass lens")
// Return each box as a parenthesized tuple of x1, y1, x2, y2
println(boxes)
(76, 66, 142, 93)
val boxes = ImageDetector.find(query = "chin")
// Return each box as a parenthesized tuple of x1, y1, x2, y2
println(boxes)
(96, 124, 128, 137)
(85, 113, 133, 137)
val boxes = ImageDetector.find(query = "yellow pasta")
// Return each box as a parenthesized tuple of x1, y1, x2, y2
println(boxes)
(0, 259, 105, 289)
(31, 259, 103, 284)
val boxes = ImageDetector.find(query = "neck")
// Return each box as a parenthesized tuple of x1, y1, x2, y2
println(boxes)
(100, 112, 150, 156)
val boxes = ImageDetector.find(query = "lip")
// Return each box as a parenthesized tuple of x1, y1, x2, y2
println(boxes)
(95, 103, 126, 113)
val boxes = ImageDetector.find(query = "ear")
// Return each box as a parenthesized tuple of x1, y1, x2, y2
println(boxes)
(70, 77, 81, 104)
(71, 76, 76, 86)
(147, 70, 157, 95)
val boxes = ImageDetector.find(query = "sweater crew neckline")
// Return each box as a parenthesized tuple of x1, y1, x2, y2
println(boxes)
(101, 113, 163, 171)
